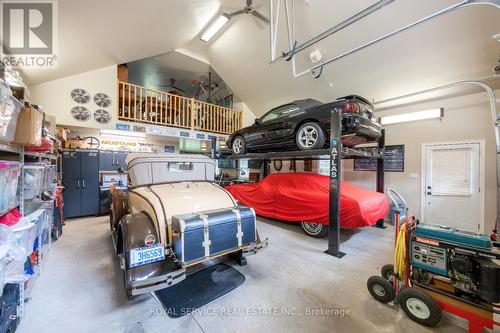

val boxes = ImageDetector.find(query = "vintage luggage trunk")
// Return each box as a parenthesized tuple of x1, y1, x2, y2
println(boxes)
(172, 206, 256, 264)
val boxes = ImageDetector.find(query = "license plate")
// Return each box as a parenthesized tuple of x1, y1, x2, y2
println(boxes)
(129, 244, 165, 268)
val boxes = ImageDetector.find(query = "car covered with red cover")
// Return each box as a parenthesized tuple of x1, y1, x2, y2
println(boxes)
(225, 173, 389, 237)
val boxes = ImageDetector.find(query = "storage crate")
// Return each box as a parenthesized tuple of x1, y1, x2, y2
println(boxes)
(0, 161, 20, 215)
(23, 164, 44, 200)
(10, 209, 44, 256)
(0, 87, 23, 143)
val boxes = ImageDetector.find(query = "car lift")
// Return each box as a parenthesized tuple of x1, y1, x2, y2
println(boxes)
(218, 108, 385, 258)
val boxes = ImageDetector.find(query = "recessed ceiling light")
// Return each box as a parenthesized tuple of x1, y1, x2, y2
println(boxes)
(200, 14, 230, 42)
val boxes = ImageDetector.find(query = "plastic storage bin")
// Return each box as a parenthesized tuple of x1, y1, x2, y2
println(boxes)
(0, 80, 22, 143)
(42, 165, 57, 190)
(10, 209, 43, 256)
(23, 164, 44, 200)
(0, 161, 20, 215)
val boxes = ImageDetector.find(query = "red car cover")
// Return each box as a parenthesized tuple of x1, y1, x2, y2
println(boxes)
(225, 173, 389, 229)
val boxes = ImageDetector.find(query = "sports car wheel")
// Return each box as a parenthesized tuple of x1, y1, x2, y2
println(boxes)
(296, 122, 325, 150)
(300, 222, 328, 238)
(232, 135, 246, 155)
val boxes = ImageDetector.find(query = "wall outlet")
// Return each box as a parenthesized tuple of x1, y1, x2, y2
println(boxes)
(409, 173, 419, 179)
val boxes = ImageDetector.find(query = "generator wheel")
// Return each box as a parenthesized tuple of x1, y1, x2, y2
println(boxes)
(110, 188, 125, 231)
(367, 276, 394, 303)
(398, 288, 441, 327)
(381, 264, 395, 280)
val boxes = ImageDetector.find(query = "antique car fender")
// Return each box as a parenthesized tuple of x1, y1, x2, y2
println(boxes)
(116, 211, 159, 257)
(117, 212, 185, 297)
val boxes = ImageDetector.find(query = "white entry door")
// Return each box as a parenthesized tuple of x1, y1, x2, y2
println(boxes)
(423, 143, 481, 232)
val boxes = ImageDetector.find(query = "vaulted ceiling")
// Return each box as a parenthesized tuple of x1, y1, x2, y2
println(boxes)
(24, 0, 500, 116)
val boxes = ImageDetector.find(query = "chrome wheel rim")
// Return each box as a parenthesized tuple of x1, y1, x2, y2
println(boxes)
(301, 222, 323, 235)
(406, 298, 430, 319)
(232, 138, 243, 154)
(373, 284, 386, 297)
(298, 126, 318, 148)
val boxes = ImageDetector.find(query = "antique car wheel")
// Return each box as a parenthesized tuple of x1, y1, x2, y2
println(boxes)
(110, 189, 125, 231)
(232, 135, 246, 155)
(398, 288, 441, 326)
(296, 122, 325, 150)
(300, 222, 328, 238)
(122, 238, 136, 300)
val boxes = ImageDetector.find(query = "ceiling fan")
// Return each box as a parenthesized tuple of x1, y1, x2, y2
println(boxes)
(158, 78, 185, 93)
(200, 0, 269, 42)
(226, 0, 269, 23)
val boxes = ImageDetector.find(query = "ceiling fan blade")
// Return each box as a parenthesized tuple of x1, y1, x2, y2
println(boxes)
(173, 86, 186, 93)
(252, 10, 269, 23)
(227, 9, 245, 18)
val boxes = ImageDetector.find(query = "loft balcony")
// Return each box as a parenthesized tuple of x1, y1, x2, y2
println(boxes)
(117, 80, 243, 135)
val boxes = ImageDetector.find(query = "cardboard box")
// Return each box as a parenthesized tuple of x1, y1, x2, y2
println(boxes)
(13, 107, 43, 146)
(43, 113, 57, 134)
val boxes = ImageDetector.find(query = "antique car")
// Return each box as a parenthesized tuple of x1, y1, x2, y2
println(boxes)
(227, 95, 382, 154)
(109, 153, 267, 298)
(226, 173, 389, 238)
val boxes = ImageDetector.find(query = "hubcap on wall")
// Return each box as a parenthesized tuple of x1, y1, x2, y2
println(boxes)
(298, 126, 318, 148)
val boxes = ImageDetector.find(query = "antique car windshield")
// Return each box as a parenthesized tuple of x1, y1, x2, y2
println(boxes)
(260, 103, 299, 123)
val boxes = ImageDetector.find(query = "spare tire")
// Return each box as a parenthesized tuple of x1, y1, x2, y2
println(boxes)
(110, 188, 125, 231)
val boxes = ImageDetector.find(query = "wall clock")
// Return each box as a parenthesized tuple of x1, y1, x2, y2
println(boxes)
(71, 88, 90, 104)
(94, 93, 111, 108)
(71, 106, 91, 121)
(94, 109, 111, 124)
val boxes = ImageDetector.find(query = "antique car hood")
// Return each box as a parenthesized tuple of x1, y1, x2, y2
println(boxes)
(148, 182, 236, 219)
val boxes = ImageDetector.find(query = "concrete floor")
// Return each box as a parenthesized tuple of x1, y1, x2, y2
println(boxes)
(17, 216, 466, 333)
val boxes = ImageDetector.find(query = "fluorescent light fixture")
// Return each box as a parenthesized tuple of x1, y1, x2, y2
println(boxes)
(380, 108, 443, 125)
(101, 129, 146, 140)
(200, 14, 229, 42)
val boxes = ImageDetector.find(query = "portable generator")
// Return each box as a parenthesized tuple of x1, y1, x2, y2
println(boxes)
(410, 223, 500, 304)
(368, 188, 500, 329)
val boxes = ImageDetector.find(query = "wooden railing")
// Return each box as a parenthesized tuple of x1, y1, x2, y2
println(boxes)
(117, 81, 243, 135)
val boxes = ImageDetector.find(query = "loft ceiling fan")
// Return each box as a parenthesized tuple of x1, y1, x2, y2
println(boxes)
(158, 78, 185, 93)
(226, 0, 269, 23)
(200, 0, 269, 42)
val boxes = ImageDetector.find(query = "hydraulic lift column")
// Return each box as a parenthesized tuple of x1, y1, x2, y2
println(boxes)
(375, 129, 386, 228)
(325, 108, 345, 258)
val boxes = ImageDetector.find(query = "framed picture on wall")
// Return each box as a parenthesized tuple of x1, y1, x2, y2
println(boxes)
(354, 145, 405, 172)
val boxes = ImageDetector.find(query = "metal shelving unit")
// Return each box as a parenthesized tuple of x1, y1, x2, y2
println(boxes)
(0, 139, 58, 321)
(219, 108, 385, 258)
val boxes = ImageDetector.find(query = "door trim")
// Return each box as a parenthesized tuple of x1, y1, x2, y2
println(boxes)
(420, 139, 485, 233)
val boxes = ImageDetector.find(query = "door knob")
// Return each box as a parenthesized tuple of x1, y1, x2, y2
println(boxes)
(427, 192, 432, 195)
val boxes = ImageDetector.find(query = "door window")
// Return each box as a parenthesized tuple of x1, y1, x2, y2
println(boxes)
(260, 104, 299, 123)
(431, 148, 472, 196)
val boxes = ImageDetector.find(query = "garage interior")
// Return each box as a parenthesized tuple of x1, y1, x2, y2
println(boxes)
(0, 0, 500, 332)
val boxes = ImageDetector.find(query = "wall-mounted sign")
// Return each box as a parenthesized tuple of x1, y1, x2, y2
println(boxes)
(115, 122, 229, 142)
(164, 145, 176, 153)
(354, 145, 405, 172)
(116, 123, 130, 131)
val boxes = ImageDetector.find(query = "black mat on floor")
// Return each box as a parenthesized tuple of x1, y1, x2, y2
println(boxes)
(154, 263, 245, 318)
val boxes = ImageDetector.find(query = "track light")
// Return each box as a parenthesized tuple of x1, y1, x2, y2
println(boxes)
(200, 14, 229, 42)
(380, 108, 444, 125)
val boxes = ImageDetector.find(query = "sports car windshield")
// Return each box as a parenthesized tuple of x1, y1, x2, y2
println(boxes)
(260, 104, 299, 123)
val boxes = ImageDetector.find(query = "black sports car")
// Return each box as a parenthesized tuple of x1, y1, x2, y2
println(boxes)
(227, 95, 382, 155)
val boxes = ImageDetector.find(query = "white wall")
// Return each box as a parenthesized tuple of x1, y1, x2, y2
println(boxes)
(29, 65, 118, 129)
(234, 101, 257, 127)
(344, 91, 498, 232)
